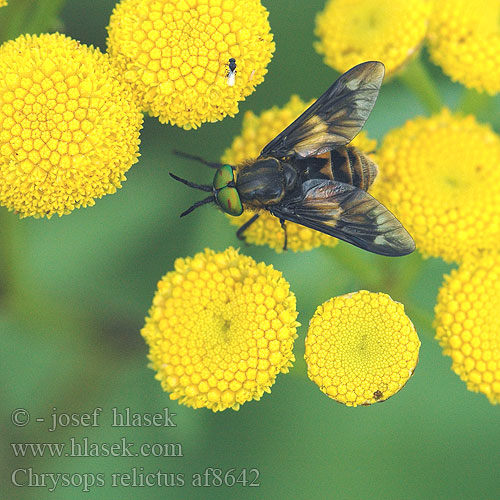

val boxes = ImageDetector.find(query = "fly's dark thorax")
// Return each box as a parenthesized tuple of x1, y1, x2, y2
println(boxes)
(235, 157, 287, 207)
(294, 145, 378, 191)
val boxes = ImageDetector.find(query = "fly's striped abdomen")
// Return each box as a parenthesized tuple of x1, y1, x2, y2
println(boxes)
(329, 146, 378, 191)
(296, 146, 378, 191)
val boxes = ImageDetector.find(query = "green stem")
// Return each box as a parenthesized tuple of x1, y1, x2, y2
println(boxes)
(398, 54, 442, 114)
(384, 251, 425, 299)
(326, 243, 382, 290)
(457, 87, 494, 117)
(405, 303, 435, 337)
(290, 356, 307, 379)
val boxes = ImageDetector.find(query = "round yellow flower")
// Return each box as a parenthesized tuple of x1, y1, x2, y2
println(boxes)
(107, 0, 274, 129)
(371, 109, 500, 263)
(305, 290, 420, 407)
(427, 0, 500, 95)
(221, 95, 377, 252)
(0, 1, 7, 7)
(435, 252, 500, 404)
(315, 0, 432, 77)
(0, 33, 143, 218)
(141, 247, 299, 412)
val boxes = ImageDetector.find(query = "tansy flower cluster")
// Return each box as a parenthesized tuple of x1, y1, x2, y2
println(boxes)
(315, 0, 432, 77)
(222, 95, 377, 252)
(0, 0, 273, 217)
(142, 249, 421, 411)
(2, 0, 496, 412)
(427, 0, 500, 95)
(107, 0, 274, 129)
(371, 109, 500, 263)
(435, 253, 500, 404)
(305, 291, 420, 407)
(0, 33, 142, 218)
(141, 247, 299, 412)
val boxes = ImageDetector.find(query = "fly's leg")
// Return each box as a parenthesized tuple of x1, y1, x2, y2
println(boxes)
(236, 214, 260, 241)
(280, 218, 288, 251)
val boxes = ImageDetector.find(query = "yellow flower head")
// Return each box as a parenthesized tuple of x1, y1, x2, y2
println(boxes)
(371, 109, 500, 263)
(435, 252, 500, 404)
(141, 247, 299, 411)
(315, 0, 432, 77)
(427, 0, 500, 95)
(0, 1, 7, 7)
(107, 0, 274, 129)
(222, 95, 377, 252)
(0, 33, 143, 218)
(305, 290, 420, 407)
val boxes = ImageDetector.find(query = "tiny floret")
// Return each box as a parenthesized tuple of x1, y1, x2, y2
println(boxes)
(141, 247, 299, 412)
(427, 0, 500, 95)
(315, 0, 432, 77)
(435, 252, 500, 405)
(371, 109, 500, 263)
(0, 33, 143, 218)
(305, 290, 420, 407)
(107, 0, 274, 129)
(222, 95, 377, 252)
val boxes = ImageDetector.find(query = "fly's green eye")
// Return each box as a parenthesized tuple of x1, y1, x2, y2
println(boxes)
(213, 165, 241, 215)
(213, 164, 235, 190)
(216, 187, 243, 216)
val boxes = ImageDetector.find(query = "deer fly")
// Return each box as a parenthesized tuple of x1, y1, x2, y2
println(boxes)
(170, 61, 415, 256)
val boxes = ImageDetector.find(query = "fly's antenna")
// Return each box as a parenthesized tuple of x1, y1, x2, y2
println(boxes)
(169, 172, 212, 192)
(180, 195, 215, 217)
(173, 150, 222, 169)
(169, 173, 215, 217)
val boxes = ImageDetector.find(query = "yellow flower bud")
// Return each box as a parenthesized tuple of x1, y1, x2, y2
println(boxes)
(107, 0, 274, 129)
(142, 247, 299, 411)
(435, 252, 500, 405)
(305, 291, 420, 407)
(315, 0, 432, 77)
(427, 0, 500, 94)
(372, 109, 500, 262)
(0, 33, 142, 218)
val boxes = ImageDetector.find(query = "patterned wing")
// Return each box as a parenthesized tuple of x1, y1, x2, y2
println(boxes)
(260, 61, 385, 160)
(269, 179, 415, 256)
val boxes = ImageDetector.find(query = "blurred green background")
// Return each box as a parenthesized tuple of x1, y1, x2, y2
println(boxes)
(2, 1, 500, 499)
